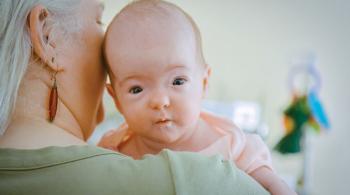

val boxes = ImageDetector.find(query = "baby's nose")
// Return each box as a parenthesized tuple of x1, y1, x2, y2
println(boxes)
(148, 90, 170, 110)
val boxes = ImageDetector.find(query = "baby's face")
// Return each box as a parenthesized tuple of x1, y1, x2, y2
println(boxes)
(105, 21, 209, 144)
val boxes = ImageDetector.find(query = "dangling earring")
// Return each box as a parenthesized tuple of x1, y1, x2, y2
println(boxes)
(48, 57, 58, 122)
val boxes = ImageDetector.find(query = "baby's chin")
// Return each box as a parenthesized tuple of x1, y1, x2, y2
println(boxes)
(142, 128, 186, 146)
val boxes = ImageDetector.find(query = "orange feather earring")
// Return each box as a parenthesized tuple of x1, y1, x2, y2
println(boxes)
(48, 57, 58, 122)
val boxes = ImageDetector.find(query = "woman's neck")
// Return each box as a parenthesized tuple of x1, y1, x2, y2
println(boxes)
(0, 68, 86, 149)
(0, 116, 86, 149)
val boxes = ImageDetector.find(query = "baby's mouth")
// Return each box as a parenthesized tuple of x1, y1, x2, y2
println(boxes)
(155, 118, 172, 126)
(156, 118, 170, 124)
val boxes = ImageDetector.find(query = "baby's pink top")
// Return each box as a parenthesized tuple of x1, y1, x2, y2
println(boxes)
(99, 111, 273, 174)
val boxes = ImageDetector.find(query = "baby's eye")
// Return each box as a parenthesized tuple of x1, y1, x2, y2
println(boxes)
(129, 86, 143, 94)
(173, 78, 187, 86)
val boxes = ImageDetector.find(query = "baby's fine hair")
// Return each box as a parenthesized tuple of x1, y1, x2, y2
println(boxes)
(105, 0, 207, 78)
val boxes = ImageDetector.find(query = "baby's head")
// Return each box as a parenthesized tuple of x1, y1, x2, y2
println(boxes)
(104, 0, 210, 144)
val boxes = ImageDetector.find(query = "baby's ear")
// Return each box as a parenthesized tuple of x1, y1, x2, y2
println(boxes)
(106, 84, 123, 113)
(202, 65, 211, 97)
(106, 84, 115, 97)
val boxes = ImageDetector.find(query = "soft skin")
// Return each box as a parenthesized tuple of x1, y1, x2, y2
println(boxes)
(105, 9, 212, 152)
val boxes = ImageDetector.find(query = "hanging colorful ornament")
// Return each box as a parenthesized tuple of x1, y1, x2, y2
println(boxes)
(275, 58, 330, 154)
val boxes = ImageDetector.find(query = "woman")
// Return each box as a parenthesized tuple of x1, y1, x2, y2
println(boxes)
(0, 0, 268, 194)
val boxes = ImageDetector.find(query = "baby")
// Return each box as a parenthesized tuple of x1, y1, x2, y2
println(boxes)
(100, 0, 295, 194)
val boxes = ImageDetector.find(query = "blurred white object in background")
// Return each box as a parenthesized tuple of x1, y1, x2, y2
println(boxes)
(202, 100, 269, 138)
(232, 101, 261, 133)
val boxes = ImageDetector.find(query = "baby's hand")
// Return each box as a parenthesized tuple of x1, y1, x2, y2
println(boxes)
(250, 167, 297, 195)
(97, 129, 122, 150)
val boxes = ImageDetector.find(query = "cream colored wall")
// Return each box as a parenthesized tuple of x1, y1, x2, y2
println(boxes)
(101, 0, 350, 194)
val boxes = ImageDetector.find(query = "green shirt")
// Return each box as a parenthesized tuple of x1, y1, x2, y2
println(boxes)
(0, 145, 269, 195)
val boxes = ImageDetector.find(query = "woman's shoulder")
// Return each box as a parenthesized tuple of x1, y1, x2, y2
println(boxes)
(0, 145, 174, 194)
(0, 145, 269, 195)
(0, 145, 127, 170)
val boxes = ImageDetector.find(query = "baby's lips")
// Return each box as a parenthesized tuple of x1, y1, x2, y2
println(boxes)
(154, 118, 171, 125)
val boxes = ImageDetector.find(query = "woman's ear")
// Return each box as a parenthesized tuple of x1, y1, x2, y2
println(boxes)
(106, 84, 123, 114)
(28, 5, 58, 71)
(202, 65, 211, 98)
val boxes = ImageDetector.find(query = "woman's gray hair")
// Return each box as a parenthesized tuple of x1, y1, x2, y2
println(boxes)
(0, 0, 81, 135)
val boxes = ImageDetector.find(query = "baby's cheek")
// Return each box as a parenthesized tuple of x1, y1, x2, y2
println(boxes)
(123, 108, 142, 125)
(178, 103, 201, 125)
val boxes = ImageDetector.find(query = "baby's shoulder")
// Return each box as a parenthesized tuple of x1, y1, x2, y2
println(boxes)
(97, 124, 129, 149)
(200, 111, 244, 136)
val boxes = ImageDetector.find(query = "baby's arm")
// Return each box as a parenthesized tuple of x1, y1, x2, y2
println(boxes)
(250, 167, 297, 195)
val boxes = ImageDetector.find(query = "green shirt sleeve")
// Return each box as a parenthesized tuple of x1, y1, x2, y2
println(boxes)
(0, 146, 269, 195)
(159, 149, 269, 195)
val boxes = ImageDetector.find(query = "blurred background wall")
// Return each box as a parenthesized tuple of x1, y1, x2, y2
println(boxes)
(94, 0, 350, 194)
